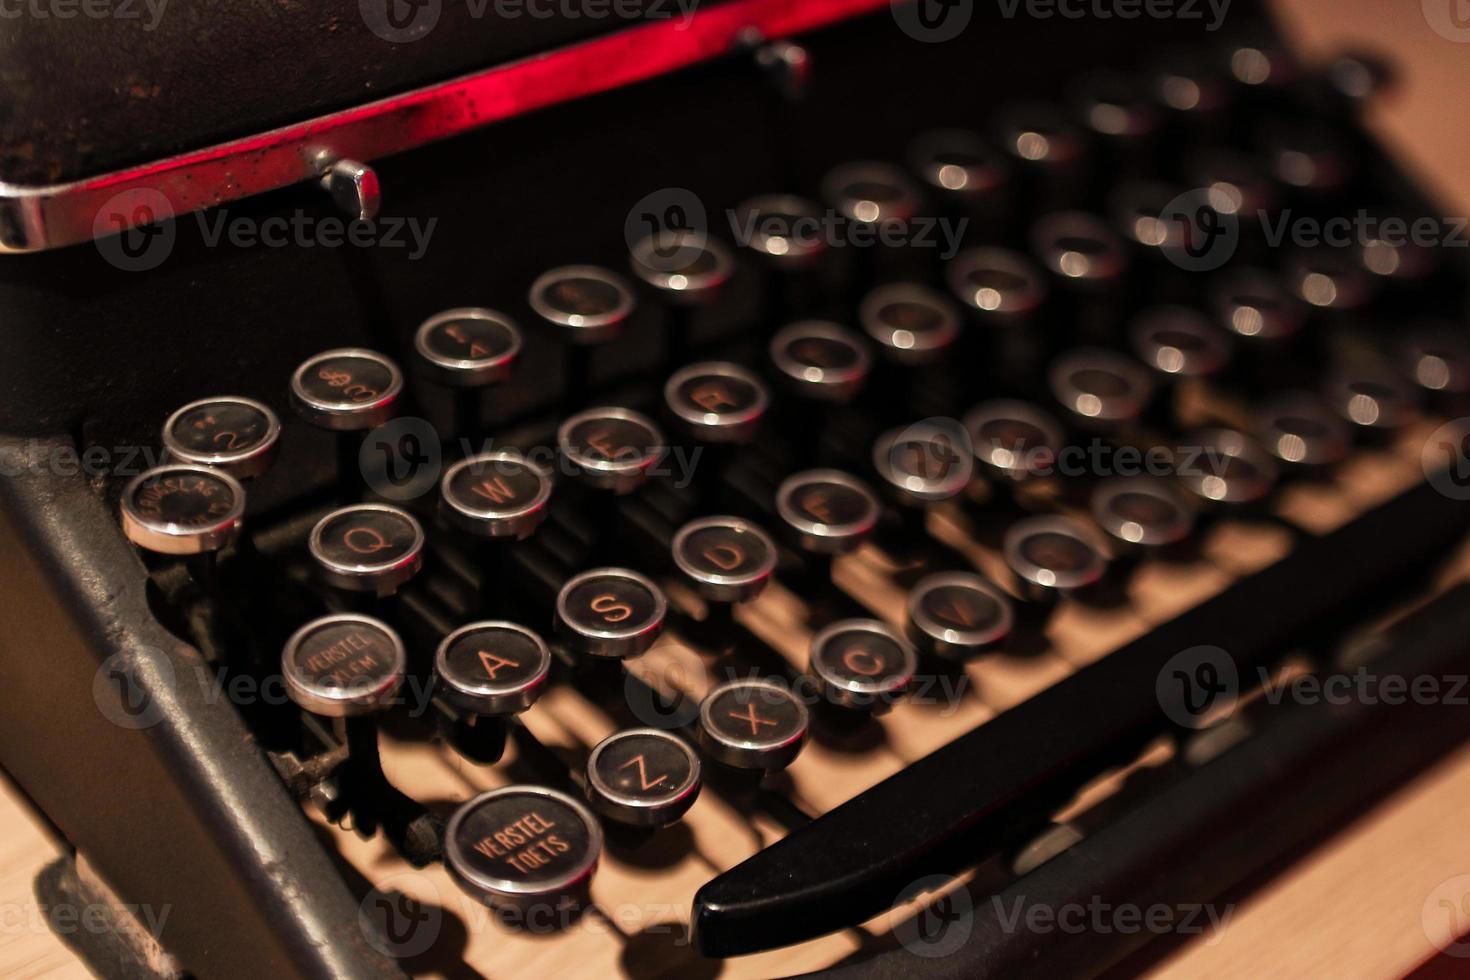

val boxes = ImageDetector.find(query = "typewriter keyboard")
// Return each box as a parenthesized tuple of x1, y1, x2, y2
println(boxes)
(111, 22, 1470, 979)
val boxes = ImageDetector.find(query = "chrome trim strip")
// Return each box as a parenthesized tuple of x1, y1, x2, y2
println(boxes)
(0, 0, 888, 255)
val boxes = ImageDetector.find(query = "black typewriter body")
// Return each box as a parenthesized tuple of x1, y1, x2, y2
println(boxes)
(3, 2, 1470, 978)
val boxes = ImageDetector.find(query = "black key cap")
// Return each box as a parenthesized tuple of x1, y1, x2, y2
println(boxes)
(1322, 363, 1419, 441)
(1252, 392, 1352, 472)
(1048, 347, 1154, 432)
(696, 679, 809, 772)
(663, 362, 770, 445)
(769, 321, 872, 404)
(439, 450, 554, 540)
(120, 464, 245, 556)
(858, 283, 961, 366)
(775, 469, 880, 555)
(692, 476, 1470, 956)
(444, 785, 602, 914)
(962, 399, 1064, 487)
(1002, 515, 1108, 604)
(558, 407, 666, 495)
(1175, 428, 1279, 508)
(1128, 306, 1232, 382)
(309, 503, 425, 597)
(554, 567, 667, 660)
(1088, 477, 1194, 552)
(807, 619, 916, 712)
(289, 348, 402, 431)
(434, 621, 551, 717)
(585, 728, 702, 828)
(162, 396, 281, 480)
(671, 515, 777, 604)
(906, 572, 1014, 660)
(414, 307, 522, 388)
(282, 613, 407, 717)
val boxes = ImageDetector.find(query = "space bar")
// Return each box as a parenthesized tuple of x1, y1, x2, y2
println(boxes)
(692, 476, 1470, 957)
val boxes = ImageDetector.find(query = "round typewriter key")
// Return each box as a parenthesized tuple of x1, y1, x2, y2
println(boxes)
(585, 728, 702, 828)
(671, 516, 777, 604)
(729, 194, 828, 269)
(1358, 213, 1438, 283)
(1089, 477, 1195, 549)
(289, 348, 403, 431)
(776, 469, 881, 555)
(1030, 212, 1129, 288)
(281, 613, 406, 717)
(162, 396, 281, 479)
(1151, 49, 1232, 117)
(872, 424, 974, 504)
(769, 321, 872, 403)
(1003, 516, 1107, 600)
(630, 231, 734, 305)
(994, 102, 1086, 169)
(1323, 366, 1419, 437)
(907, 128, 1010, 203)
(1049, 348, 1155, 430)
(1109, 180, 1184, 252)
(1400, 326, 1470, 405)
(697, 679, 809, 771)
(963, 399, 1065, 484)
(663, 362, 769, 445)
(444, 785, 602, 914)
(1252, 393, 1352, 470)
(1176, 429, 1279, 506)
(440, 451, 553, 540)
(1185, 149, 1280, 221)
(1073, 71, 1161, 143)
(946, 247, 1047, 323)
(558, 407, 666, 495)
(1286, 250, 1376, 312)
(555, 568, 667, 660)
(907, 572, 1014, 660)
(1224, 35, 1298, 89)
(1210, 269, 1304, 343)
(1128, 307, 1232, 379)
(414, 308, 523, 387)
(435, 622, 552, 716)
(819, 161, 921, 226)
(858, 283, 961, 365)
(120, 464, 245, 556)
(528, 265, 636, 345)
(1260, 122, 1351, 196)
(309, 503, 425, 596)
(808, 619, 917, 711)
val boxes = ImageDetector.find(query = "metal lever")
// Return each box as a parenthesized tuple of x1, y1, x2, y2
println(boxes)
(317, 156, 381, 221)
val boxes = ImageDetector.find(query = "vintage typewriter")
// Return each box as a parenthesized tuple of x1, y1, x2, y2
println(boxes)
(3, 1, 1470, 977)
